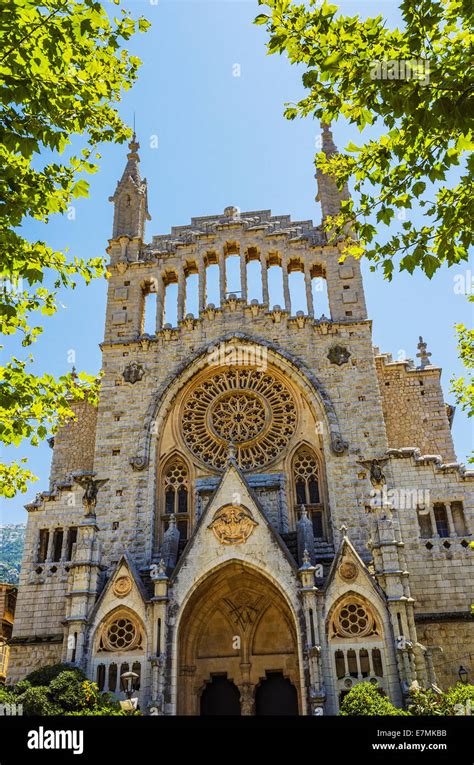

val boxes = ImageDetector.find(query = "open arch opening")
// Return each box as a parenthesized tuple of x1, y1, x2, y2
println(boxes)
(255, 671, 298, 716)
(177, 561, 301, 715)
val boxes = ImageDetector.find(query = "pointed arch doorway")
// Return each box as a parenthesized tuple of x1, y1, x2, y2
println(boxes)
(177, 562, 301, 715)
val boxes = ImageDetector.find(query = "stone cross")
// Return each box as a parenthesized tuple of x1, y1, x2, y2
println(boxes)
(416, 336, 432, 369)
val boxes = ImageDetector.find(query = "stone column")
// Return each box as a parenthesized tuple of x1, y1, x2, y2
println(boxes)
(260, 253, 269, 305)
(219, 253, 226, 305)
(177, 268, 186, 323)
(46, 529, 55, 562)
(282, 259, 291, 313)
(298, 557, 325, 714)
(304, 265, 314, 316)
(240, 251, 247, 303)
(446, 505, 455, 537)
(63, 518, 101, 668)
(368, 650, 375, 677)
(198, 257, 206, 313)
(429, 506, 438, 537)
(156, 275, 165, 331)
(60, 530, 68, 562)
(149, 563, 169, 715)
(239, 682, 255, 715)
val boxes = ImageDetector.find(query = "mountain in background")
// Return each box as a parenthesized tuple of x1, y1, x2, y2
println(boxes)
(0, 524, 26, 584)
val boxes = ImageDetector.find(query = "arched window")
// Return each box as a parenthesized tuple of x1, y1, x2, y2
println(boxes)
(328, 597, 388, 707)
(311, 265, 330, 319)
(162, 457, 190, 540)
(98, 613, 143, 653)
(292, 447, 324, 537)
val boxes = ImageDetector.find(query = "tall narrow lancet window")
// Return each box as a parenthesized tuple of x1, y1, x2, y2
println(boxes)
(162, 457, 190, 540)
(267, 263, 284, 309)
(205, 262, 220, 307)
(163, 279, 178, 327)
(246, 259, 263, 303)
(143, 291, 157, 335)
(288, 267, 306, 314)
(293, 447, 324, 538)
(311, 266, 330, 319)
(225, 254, 241, 297)
(185, 271, 199, 317)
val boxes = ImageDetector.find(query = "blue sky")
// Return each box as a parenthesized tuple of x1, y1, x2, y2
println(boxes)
(1, 0, 472, 524)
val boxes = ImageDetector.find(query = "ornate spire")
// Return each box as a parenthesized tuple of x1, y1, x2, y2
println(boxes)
(416, 336, 432, 369)
(109, 132, 151, 241)
(315, 122, 350, 222)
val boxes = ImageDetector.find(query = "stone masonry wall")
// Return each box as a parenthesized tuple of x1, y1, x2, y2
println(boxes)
(7, 642, 63, 683)
(375, 354, 456, 462)
(417, 620, 474, 690)
(388, 454, 473, 616)
(49, 399, 98, 488)
(10, 491, 85, 643)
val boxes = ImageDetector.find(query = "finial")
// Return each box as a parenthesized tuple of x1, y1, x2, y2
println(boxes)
(227, 442, 237, 462)
(303, 548, 311, 566)
(339, 523, 348, 537)
(320, 122, 337, 157)
(158, 558, 167, 576)
(416, 336, 432, 369)
(71, 365, 78, 381)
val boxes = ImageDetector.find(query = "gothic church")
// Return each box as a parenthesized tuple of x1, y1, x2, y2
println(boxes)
(8, 127, 473, 714)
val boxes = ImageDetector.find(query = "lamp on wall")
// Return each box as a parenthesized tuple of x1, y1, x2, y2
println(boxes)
(458, 665, 469, 684)
(120, 670, 139, 699)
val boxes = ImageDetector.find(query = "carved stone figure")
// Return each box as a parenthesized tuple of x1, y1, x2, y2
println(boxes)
(123, 362, 145, 384)
(208, 505, 258, 545)
(73, 474, 109, 517)
(327, 345, 351, 366)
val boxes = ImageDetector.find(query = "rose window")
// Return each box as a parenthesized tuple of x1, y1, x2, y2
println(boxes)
(332, 601, 379, 639)
(210, 392, 267, 443)
(181, 369, 297, 471)
(101, 616, 142, 651)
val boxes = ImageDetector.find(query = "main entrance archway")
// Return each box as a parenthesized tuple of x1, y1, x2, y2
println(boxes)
(177, 562, 301, 715)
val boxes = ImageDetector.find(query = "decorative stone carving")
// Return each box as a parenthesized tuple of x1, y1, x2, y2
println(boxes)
(181, 368, 297, 471)
(129, 455, 147, 471)
(358, 457, 389, 488)
(330, 433, 349, 455)
(113, 575, 132, 598)
(239, 683, 255, 716)
(160, 515, 180, 570)
(208, 505, 258, 545)
(338, 559, 358, 583)
(327, 345, 351, 366)
(416, 336, 432, 369)
(331, 599, 379, 640)
(73, 473, 108, 517)
(222, 590, 263, 630)
(100, 613, 142, 652)
(297, 507, 315, 565)
(123, 362, 145, 384)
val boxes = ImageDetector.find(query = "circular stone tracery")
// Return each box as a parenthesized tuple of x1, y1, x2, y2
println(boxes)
(210, 391, 268, 444)
(332, 601, 379, 639)
(181, 369, 297, 471)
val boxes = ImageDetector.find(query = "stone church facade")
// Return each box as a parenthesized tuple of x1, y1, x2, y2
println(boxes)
(8, 127, 473, 714)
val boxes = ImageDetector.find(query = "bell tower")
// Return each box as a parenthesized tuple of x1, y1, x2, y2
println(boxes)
(316, 123, 350, 220)
(109, 133, 151, 241)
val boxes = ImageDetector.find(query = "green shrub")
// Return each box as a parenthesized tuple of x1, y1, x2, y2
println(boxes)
(339, 682, 407, 716)
(0, 685, 16, 706)
(48, 671, 91, 711)
(441, 683, 474, 714)
(24, 663, 84, 687)
(16, 686, 62, 716)
(407, 686, 445, 715)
